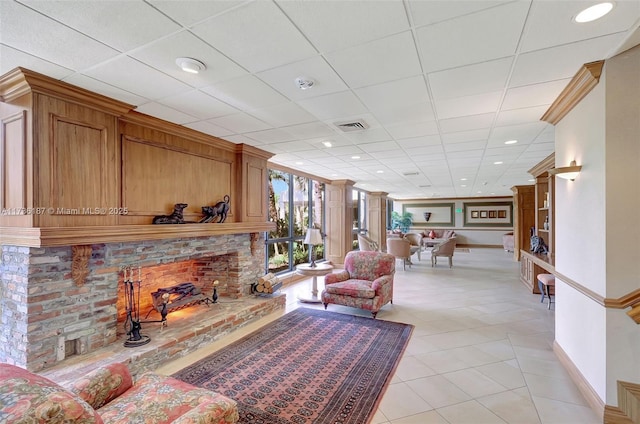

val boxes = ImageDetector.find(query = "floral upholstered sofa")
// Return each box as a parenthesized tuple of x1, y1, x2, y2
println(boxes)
(321, 250, 395, 318)
(0, 362, 238, 423)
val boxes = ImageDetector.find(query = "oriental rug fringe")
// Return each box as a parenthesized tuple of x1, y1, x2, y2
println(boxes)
(172, 307, 413, 424)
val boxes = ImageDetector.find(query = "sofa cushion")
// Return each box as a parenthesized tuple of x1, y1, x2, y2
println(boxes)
(97, 372, 238, 424)
(324, 279, 376, 299)
(65, 363, 133, 410)
(0, 363, 104, 424)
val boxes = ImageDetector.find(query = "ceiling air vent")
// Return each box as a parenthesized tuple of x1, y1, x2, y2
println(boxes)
(334, 119, 369, 132)
(403, 171, 420, 176)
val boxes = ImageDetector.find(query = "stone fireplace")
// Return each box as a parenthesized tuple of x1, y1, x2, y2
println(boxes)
(0, 232, 268, 372)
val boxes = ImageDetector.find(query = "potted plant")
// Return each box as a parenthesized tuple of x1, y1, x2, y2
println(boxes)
(391, 211, 413, 233)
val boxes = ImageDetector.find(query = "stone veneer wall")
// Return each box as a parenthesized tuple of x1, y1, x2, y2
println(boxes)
(0, 233, 264, 371)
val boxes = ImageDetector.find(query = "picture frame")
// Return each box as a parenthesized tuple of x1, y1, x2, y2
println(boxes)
(463, 202, 513, 227)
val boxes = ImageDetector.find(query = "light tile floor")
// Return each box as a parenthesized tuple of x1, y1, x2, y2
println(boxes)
(158, 248, 601, 424)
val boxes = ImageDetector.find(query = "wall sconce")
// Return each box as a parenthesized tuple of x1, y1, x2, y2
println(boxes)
(549, 160, 582, 181)
(303, 228, 323, 267)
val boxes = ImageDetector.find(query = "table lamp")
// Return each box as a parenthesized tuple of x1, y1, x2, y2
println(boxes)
(303, 228, 323, 267)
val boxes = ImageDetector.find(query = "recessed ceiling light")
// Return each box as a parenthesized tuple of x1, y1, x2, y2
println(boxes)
(175, 57, 206, 74)
(504, 140, 518, 145)
(528, 179, 535, 182)
(351, 155, 360, 159)
(322, 141, 332, 148)
(376, 170, 384, 174)
(461, 184, 467, 187)
(494, 161, 503, 165)
(574, 2, 614, 23)
(295, 77, 315, 90)
(461, 178, 467, 181)
(295, 161, 304, 165)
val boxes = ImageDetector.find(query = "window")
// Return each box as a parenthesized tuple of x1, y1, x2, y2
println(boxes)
(352, 190, 367, 249)
(266, 169, 325, 274)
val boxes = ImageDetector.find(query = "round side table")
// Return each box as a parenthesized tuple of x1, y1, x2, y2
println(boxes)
(295, 263, 333, 303)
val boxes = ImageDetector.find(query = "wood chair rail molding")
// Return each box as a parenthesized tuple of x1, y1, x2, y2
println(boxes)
(523, 251, 640, 323)
(541, 60, 605, 125)
(0, 222, 275, 248)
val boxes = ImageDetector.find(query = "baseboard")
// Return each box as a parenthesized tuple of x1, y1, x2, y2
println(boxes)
(553, 341, 605, 420)
(604, 405, 633, 423)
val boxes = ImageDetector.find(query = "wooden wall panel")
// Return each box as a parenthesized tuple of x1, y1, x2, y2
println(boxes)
(1, 111, 26, 209)
(120, 136, 232, 224)
(35, 94, 119, 227)
(246, 163, 264, 218)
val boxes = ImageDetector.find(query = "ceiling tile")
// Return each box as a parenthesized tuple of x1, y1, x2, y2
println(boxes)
(256, 56, 347, 101)
(408, 1, 506, 27)
(191, 1, 317, 73)
(1, 1, 119, 70)
(385, 121, 439, 139)
(435, 91, 502, 120)
(243, 128, 298, 144)
(396, 135, 442, 149)
(282, 122, 336, 139)
(185, 121, 234, 138)
(21, 0, 181, 51)
(439, 113, 495, 134)
(158, 90, 238, 120)
(495, 105, 549, 127)
(277, 0, 410, 52)
(441, 128, 490, 144)
(135, 102, 197, 125)
(200, 75, 288, 111)
(416, 1, 529, 72)
(488, 122, 548, 147)
(62, 73, 145, 106)
(148, 0, 243, 26)
(297, 91, 368, 121)
(341, 125, 390, 144)
(502, 79, 571, 111)
(83, 56, 191, 100)
(374, 102, 435, 127)
(209, 112, 271, 133)
(519, 0, 640, 53)
(355, 75, 430, 114)
(0, 45, 73, 78)
(510, 34, 624, 87)
(325, 31, 422, 89)
(130, 31, 248, 88)
(428, 57, 513, 99)
(248, 102, 316, 127)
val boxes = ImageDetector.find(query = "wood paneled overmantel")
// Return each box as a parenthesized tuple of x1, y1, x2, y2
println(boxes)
(0, 222, 275, 248)
(0, 67, 274, 245)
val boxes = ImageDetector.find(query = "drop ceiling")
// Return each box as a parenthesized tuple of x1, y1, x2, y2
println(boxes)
(1, 0, 639, 199)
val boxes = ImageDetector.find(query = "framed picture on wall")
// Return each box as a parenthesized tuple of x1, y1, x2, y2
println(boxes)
(463, 202, 513, 227)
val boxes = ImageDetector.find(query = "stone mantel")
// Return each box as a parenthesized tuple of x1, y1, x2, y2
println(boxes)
(0, 222, 275, 247)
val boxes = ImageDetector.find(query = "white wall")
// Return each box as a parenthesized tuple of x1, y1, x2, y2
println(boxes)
(555, 44, 640, 405)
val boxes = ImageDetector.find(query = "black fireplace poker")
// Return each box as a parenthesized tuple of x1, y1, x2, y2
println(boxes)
(122, 265, 151, 348)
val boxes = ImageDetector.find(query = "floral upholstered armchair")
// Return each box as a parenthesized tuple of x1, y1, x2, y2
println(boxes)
(0, 362, 238, 423)
(321, 250, 395, 318)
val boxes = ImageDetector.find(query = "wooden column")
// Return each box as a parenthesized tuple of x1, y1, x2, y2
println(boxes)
(511, 185, 535, 261)
(366, 191, 388, 252)
(325, 179, 355, 265)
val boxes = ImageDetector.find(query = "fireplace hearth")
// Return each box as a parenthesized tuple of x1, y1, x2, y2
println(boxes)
(0, 232, 271, 371)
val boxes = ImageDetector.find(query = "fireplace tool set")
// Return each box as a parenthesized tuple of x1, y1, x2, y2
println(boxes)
(122, 266, 151, 348)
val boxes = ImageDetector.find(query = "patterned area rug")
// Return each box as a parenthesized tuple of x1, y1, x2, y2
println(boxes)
(172, 307, 413, 424)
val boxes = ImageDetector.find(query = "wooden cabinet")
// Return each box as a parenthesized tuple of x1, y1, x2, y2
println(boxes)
(529, 153, 556, 261)
(519, 153, 556, 293)
(511, 185, 535, 261)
